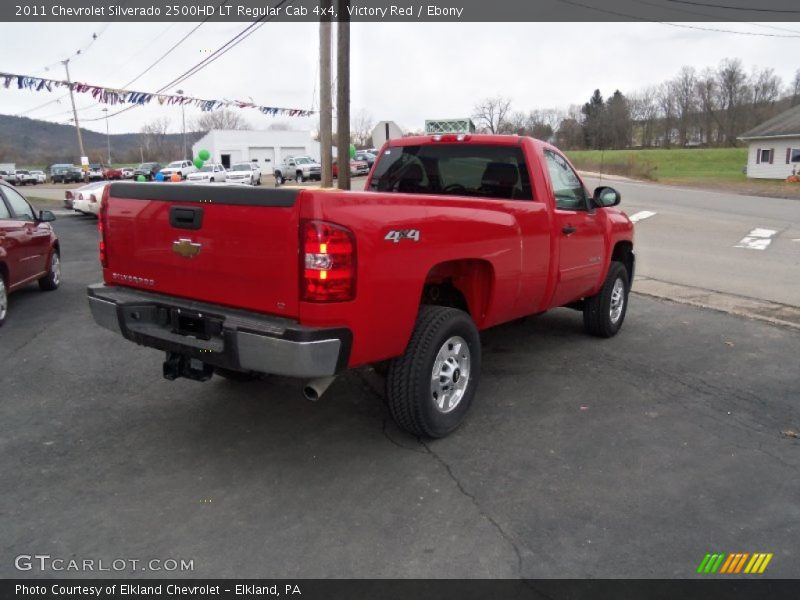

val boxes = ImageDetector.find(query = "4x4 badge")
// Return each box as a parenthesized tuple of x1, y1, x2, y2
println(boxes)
(172, 238, 202, 258)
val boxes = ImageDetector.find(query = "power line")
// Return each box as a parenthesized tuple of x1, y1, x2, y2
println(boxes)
(663, 0, 800, 13)
(553, 0, 800, 37)
(630, 0, 800, 34)
(81, 1, 289, 123)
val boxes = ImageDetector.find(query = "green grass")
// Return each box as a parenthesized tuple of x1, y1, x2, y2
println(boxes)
(565, 148, 748, 183)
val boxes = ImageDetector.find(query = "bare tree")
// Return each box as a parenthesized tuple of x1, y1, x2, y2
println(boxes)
(695, 69, 721, 145)
(749, 67, 782, 128)
(140, 117, 174, 160)
(191, 109, 249, 132)
(472, 96, 512, 134)
(350, 109, 374, 147)
(628, 86, 659, 147)
(672, 66, 697, 146)
(716, 58, 749, 146)
(792, 69, 800, 106)
(656, 83, 676, 148)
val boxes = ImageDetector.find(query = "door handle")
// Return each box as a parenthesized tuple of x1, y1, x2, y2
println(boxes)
(562, 225, 576, 235)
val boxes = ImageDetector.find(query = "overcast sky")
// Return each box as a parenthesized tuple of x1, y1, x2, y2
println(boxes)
(1, 21, 798, 136)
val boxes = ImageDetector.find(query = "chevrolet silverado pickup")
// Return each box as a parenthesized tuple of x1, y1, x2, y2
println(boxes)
(87, 134, 634, 438)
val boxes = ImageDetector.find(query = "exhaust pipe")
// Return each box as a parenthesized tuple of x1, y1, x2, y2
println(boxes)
(303, 376, 337, 402)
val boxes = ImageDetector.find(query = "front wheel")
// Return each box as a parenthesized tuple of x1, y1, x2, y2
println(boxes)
(274, 172, 284, 185)
(386, 306, 481, 438)
(295, 172, 304, 183)
(583, 261, 629, 337)
(39, 251, 61, 291)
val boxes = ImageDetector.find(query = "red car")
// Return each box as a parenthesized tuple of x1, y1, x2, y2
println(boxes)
(88, 134, 634, 437)
(0, 180, 61, 326)
(104, 167, 124, 180)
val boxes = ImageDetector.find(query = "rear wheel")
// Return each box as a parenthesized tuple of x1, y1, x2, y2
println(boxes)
(39, 251, 61, 291)
(386, 306, 481, 438)
(0, 274, 8, 327)
(583, 261, 629, 337)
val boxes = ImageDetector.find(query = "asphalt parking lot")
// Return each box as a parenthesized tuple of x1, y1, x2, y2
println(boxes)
(1, 213, 798, 578)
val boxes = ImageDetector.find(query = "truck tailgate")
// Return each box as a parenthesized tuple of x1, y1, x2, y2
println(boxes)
(103, 183, 301, 318)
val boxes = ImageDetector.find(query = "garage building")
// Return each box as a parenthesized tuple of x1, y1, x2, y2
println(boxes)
(191, 130, 321, 170)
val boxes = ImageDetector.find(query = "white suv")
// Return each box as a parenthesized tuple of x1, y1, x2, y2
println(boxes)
(159, 160, 197, 180)
(226, 162, 262, 186)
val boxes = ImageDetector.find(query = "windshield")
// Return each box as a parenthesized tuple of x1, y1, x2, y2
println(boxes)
(167, 161, 183, 167)
(294, 158, 309, 165)
(230, 164, 250, 171)
(369, 144, 533, 200)
(198, 165, 214, 173)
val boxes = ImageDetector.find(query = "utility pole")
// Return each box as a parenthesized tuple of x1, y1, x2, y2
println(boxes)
(336, 0, 350, 190)
(319, 21, 333, 188)
(176, 88, 187, 159)
(62, 59, 86, 160)
(102, 108, 111, 164)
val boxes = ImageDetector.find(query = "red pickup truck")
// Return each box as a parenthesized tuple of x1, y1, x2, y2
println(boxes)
(88, 134, 634, 437)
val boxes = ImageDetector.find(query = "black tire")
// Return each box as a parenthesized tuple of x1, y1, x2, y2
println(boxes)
(583, 261, 629, 338)
(275, 172, 284, 185)
(295, 171, 304, 183)
(213, 367, 259, 382)
(386, 306, 481, 438)
(0, 272, 8, 327)
(38, 250, 61, 291)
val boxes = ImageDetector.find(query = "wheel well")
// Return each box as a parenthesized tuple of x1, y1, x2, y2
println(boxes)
(421, 259, 494, 326)
(612, 241, 634, 281)
(0, 261, 7, 284)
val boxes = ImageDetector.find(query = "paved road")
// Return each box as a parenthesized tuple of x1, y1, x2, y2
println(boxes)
(1, 215, 798, 578)
(582, 175, 800, 307)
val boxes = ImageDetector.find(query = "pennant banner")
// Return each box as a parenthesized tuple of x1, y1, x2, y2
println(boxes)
(0, 71, 315, 118)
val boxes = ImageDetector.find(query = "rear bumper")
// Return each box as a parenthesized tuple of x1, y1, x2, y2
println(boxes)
(87, 283, 351, 378)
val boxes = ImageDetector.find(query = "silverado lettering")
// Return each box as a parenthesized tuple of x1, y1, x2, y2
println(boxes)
(87, 134, 635, 438)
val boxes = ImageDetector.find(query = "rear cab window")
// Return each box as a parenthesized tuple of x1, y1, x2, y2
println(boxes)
(369, 143, 533, 201)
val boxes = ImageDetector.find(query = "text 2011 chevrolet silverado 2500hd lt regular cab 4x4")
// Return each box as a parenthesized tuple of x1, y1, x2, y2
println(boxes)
(87, 134, 634, 438)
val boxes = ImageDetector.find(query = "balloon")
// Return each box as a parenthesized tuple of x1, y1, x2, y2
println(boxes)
(155, 172, 165, 182)
(170, 173, 181, 182)
(193, 157, 205, 169)
(349, 144, 356, 159)
(198, 149, 210, 161)
(136, 175, 146, 182)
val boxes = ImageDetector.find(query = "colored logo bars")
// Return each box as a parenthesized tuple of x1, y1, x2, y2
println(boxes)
(697, 553, 773, 574)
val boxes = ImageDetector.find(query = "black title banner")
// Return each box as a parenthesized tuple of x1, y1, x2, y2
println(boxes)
(5, 579, 800, 600)
(4, 0, 800, 22)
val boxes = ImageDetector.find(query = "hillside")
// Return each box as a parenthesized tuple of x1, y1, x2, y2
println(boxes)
(0, 114, 204, 167)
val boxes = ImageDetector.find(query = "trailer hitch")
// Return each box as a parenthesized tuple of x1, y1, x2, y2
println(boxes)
(163, 352, 214, 382)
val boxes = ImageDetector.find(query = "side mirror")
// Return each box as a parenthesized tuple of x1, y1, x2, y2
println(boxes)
(38, 210, 56, 223)
(593, 186, 621, 207)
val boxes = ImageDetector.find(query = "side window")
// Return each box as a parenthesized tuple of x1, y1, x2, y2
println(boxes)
(544, 150, 587, 210)
(0, 196, 10, 219)
(2, 186, 35, 220)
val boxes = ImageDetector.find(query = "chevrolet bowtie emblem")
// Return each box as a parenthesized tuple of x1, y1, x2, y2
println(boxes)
(172, 238, 202, 258)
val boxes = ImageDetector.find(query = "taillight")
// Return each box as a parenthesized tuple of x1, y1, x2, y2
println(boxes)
(301, 220, 356, 302)
(98, 185, 110, 268)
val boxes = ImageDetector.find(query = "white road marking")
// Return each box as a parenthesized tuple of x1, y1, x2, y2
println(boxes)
(735, 228, 777, 251)
(629, 210, 657, 223)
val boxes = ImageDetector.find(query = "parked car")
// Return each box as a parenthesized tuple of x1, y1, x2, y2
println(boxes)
(104, 167, 124, 180)
(121, 167, 135, 179)
(332, 159, 369, 178)
(158, 160, 197, 181)
(225, 162, 261, 185)
(273, 156, 321, 185)
(354, 151, 377, 168)
(50, 165, 74, 183)
(133, 162, 162, 181)
(186, 163, 227, 183)
(71, 182, 108, 216)
(87, 134, 635, 438)
(0, 170, 19, 185)
(29, 170, 47, 184)
(64, 167, 85, 184)
(87, 164, 106, 181)
(0, 180, 60, 327)
(15, 170, 38, 186)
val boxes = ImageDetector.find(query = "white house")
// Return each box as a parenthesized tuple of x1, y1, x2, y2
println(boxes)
(739, 104, 800, 179)
(191, 129, 321, 170)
